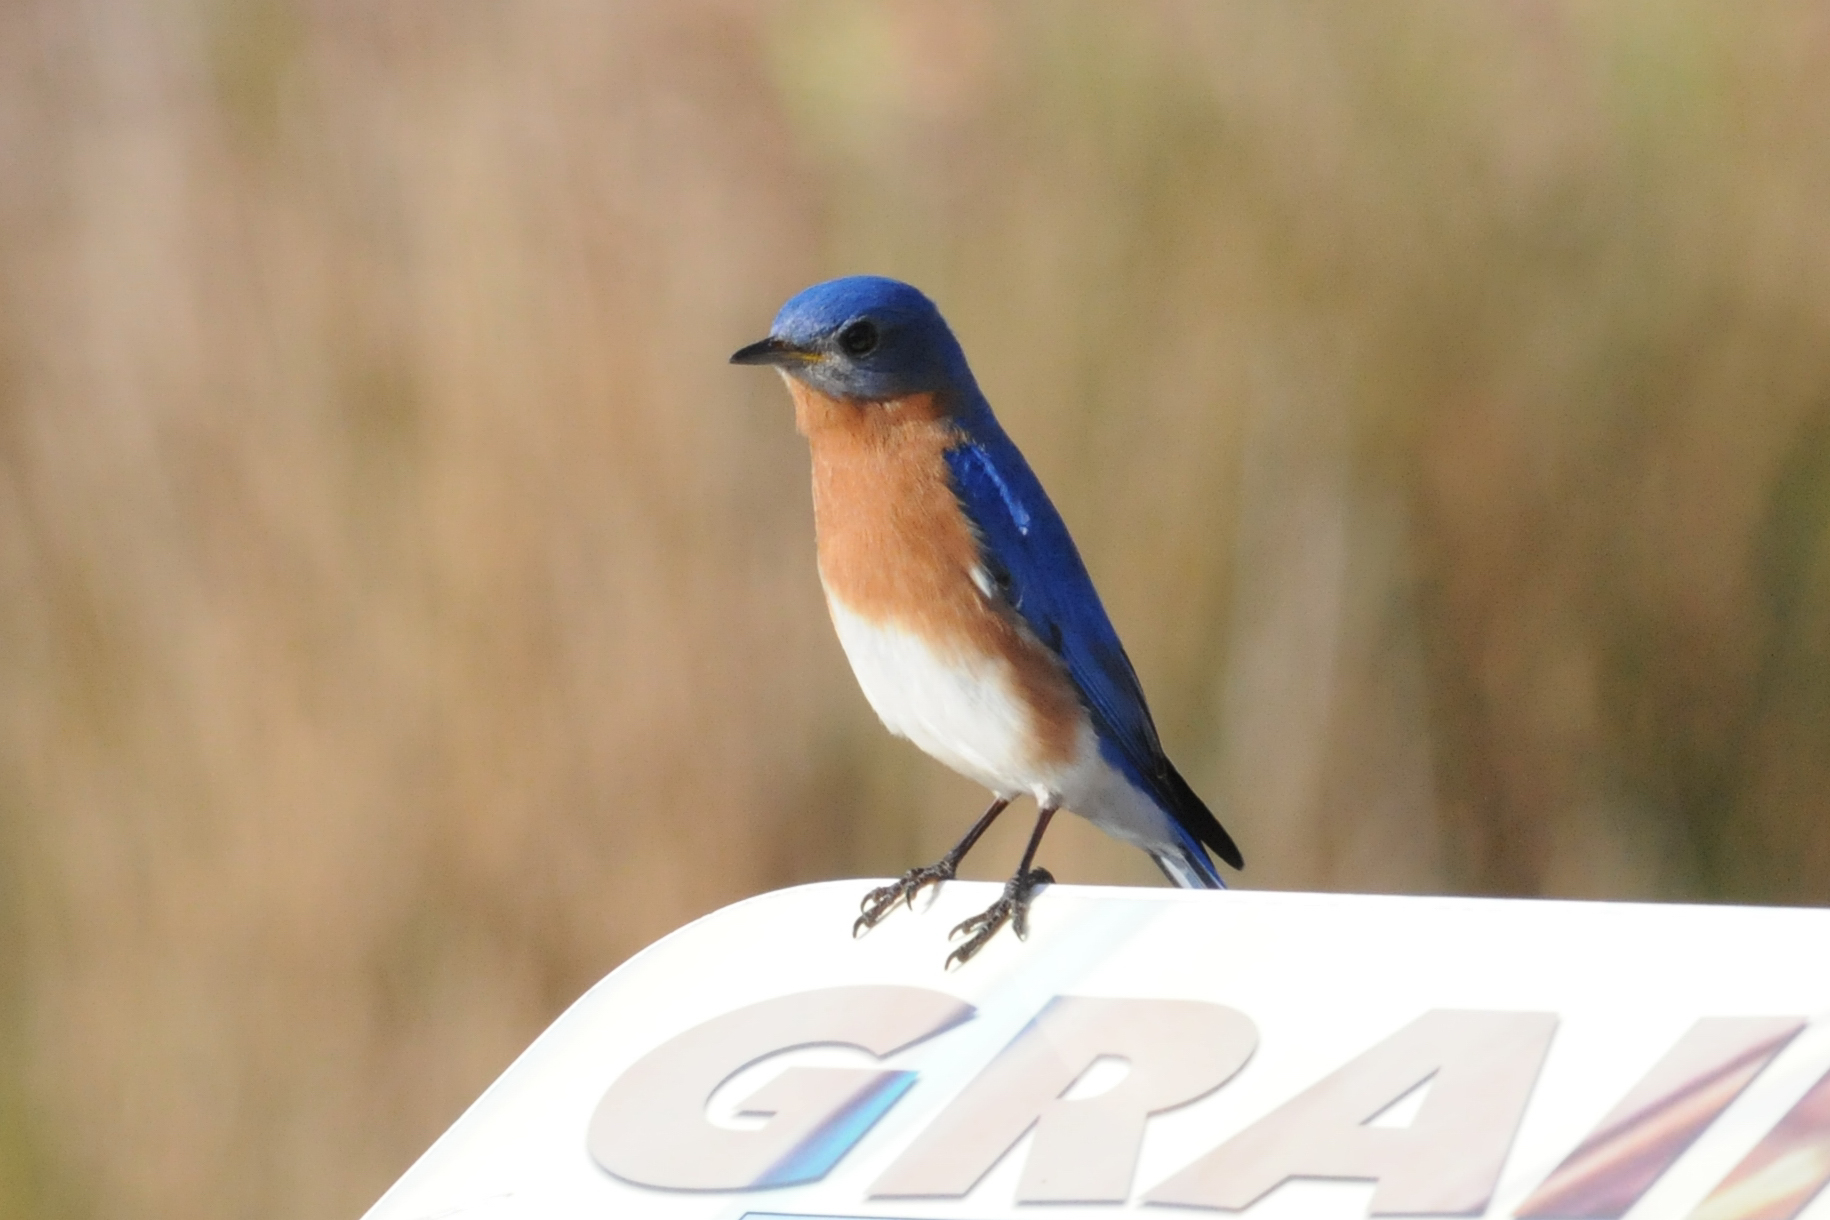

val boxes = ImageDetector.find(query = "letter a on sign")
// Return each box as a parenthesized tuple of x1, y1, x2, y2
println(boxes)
(1147, 1009, 1556, 1215)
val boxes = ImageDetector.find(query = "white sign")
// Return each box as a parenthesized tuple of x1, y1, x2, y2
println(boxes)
(362, 882, 1830, 1220)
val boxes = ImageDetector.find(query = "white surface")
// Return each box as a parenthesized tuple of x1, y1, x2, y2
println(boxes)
(361, 881, 1830, 1220)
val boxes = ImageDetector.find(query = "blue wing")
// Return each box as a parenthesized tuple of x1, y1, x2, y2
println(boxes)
(942, 410, 1242, 880)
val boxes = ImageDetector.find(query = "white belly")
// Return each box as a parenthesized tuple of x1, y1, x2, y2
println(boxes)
(825, 594, 1188, 855)
(825, 596, 1057, 796)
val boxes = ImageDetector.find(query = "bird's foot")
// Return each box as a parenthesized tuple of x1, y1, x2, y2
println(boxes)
(853, 861, 958, 937)
(945, 867, 1054, 968)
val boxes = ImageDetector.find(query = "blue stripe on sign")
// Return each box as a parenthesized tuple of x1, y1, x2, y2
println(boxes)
(750, 1070, 919, 1188)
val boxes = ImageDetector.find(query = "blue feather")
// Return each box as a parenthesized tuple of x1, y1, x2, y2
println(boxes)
(942, 397, 1239, 881)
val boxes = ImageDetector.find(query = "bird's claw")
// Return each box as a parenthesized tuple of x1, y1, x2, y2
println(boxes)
(852, 862, 957, 937)
(945, 867, 1054, 968)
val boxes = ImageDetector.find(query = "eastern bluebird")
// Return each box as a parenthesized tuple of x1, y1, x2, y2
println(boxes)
(733, 276, 1242, 965)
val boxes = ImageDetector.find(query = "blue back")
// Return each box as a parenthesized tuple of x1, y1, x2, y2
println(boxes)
(943, 395, 1229, 882)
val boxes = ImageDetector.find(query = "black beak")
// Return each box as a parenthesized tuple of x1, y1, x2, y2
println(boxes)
(729, 335, 816, 367)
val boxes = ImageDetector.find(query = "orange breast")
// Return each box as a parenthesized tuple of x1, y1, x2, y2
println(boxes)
(790, 379, 1083, 768)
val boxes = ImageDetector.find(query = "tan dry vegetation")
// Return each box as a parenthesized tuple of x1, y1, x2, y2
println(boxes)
(0, 3, 1828, 1218)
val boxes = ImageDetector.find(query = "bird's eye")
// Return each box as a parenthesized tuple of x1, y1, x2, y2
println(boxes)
(838, 319, 879, 357)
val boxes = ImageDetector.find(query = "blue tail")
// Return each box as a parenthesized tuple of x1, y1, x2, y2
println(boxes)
(1150, 839, 1227, 889)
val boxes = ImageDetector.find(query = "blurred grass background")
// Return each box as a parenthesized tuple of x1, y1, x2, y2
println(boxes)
(1, 1, 1829, 1216)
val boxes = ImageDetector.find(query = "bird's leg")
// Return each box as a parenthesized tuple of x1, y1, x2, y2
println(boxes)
(946, 801, 1059, 968)
(854, 797, 1011, 936)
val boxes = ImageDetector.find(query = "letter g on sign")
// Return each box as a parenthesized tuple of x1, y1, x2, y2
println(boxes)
(587, 986, 973, 1191)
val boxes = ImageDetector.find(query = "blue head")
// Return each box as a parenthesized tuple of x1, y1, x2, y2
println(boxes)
(730, 276, 976, 401)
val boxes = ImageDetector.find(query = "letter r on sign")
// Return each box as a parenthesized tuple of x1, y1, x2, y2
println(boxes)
(871, 996, 1258, 1204)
